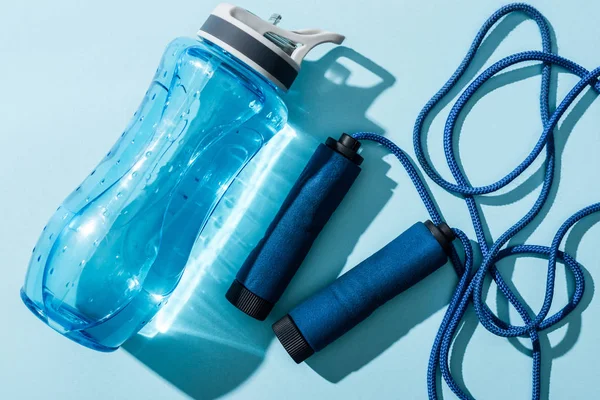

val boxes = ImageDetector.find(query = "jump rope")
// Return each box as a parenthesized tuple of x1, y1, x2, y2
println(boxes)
(226, 3, 600, 398)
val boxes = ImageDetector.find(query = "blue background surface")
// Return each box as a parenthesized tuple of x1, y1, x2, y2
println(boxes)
(1, 0, 599, 399)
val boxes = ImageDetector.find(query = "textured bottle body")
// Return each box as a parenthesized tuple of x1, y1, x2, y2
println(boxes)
(21, 36, 287, 350)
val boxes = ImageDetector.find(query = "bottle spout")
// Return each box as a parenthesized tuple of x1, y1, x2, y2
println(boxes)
(264, 13, 345, 63)
(286, 29, 345, 65)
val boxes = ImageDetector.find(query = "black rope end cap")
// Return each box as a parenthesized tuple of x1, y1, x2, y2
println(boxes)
(226, 279, 273, 321)
(425, 220, 456, 256)
(326, 133, 364, 166)
(272, 315, 315, 364)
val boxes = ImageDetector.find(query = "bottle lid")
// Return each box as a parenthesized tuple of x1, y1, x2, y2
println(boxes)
(198, 3, 345, 91)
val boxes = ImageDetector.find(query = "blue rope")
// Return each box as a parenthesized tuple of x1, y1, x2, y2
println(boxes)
(352, 3, 599, 399)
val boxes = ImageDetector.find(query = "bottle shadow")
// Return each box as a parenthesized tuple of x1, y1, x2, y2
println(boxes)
(122, 46, 398, 400)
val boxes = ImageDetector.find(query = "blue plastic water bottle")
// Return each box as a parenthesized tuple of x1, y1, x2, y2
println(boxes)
(21, 3, 344, 351)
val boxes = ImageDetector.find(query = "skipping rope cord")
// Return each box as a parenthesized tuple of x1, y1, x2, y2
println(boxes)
(353, 3, 600, 399)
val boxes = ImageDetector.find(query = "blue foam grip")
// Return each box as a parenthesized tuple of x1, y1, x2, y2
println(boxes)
(288, 222, 448, 352)
(236, 144, 361, 304)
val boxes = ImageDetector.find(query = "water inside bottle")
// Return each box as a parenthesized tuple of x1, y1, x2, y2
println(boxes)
(22, 37, 287, 350)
